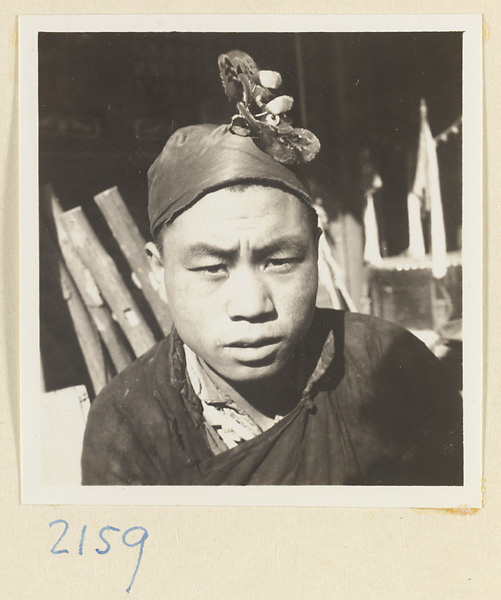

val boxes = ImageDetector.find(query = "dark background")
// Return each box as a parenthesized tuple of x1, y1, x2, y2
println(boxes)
(38, 31, 462, 392)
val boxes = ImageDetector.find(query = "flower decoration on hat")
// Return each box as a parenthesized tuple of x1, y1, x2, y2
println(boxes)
(218, 50, 321, 166)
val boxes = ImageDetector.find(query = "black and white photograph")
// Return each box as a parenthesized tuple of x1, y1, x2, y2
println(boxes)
(19, 15, 482, 505)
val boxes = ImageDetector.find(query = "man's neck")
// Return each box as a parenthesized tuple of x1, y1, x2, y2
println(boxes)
(201, 358, 300, 422)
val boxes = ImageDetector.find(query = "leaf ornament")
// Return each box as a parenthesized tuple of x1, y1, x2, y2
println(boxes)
(218, 50, 321, 165)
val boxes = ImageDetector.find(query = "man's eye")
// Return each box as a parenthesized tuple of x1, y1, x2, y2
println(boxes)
(265, 258, 298, 270)
(191, 264, 227, 276)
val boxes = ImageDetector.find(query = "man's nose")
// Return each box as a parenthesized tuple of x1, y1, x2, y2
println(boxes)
(225, 267, 275, 321)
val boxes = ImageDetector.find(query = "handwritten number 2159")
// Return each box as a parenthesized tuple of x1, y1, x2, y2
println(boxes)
(49, 520, 148, 593)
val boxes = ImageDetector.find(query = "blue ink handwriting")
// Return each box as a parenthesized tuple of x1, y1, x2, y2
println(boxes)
(49, 520, 149, 593)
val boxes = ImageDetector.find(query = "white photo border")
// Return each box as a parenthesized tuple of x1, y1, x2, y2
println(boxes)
(19, 13, 483, 507)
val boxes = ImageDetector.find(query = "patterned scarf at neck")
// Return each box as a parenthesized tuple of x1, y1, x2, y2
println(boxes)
(183, 344, 284, 455)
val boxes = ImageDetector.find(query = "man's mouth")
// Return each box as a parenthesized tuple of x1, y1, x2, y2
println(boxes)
(227, 336, 282, 349)
(224, 337, 283, 363)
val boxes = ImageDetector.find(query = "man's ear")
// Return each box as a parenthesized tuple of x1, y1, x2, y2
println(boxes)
(145, 241, 167, 303)
(315, 226, 323, 253)
(315, 226, 323, 244)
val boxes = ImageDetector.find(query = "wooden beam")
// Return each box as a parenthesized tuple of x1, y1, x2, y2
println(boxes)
(94, 187, 172, 335)
(51, 195, 133, 374)
(40, 220, 110, 396)
(60, 206, 156, 358)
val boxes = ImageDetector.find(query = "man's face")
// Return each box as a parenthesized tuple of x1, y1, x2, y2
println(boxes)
(158, 185, 319, 384)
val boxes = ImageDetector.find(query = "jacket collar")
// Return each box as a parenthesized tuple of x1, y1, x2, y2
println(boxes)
(154, 307, 345, 414)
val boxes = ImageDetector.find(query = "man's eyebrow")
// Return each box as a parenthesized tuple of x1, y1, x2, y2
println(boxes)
(253, 236, 310, 260)
(179, 243, 237, 263)
(179, 236, 310, 263)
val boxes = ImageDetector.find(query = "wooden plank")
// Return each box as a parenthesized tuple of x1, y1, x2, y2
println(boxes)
(60, 207, 156, 357)
(50, 194, 133, 374)
(39, 210, 110, 396)
(41, 385, 91, 485)
(94, 187, 173, 335)
(58, 261, 111, 396)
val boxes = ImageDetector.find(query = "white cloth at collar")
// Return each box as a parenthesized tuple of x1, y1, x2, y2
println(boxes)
(183, 344, 282, 455)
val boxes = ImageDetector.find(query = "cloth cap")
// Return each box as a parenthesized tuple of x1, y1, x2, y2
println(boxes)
(147, 123, 312, 235)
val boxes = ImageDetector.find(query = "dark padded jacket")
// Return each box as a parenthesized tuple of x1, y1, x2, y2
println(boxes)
(81, 309, 463, 486)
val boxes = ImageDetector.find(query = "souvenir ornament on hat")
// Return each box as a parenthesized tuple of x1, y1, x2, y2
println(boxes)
(148, 49, 320, 234)
(218, 50, 321, 165)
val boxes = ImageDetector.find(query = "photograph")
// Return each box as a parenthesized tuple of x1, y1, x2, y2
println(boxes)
(19, 15, 482, 505)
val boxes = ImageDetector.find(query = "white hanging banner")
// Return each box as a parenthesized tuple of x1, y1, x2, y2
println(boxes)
(412, 98, 448, 279)
(363, 191, 383, 267)
(406, 191, 426, 259)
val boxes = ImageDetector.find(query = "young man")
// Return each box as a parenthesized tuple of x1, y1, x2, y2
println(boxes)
(81, 124, 463, 486)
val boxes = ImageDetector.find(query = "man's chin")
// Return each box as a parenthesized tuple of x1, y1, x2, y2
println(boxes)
(216, 359, 287, 385)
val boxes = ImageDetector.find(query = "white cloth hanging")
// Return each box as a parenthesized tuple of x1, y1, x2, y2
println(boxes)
(406, 191, 426, 259)
(363, 192, 383, 266)
(412, 99, 448, 279)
